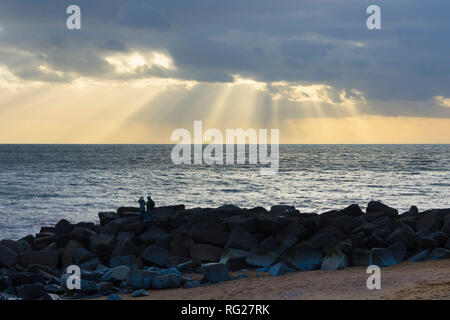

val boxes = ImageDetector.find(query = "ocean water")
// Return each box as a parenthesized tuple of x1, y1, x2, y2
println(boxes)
(0, 144, 449, 240)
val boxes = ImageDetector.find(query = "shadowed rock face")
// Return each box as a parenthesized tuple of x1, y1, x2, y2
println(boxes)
(1, 202, 450, 299)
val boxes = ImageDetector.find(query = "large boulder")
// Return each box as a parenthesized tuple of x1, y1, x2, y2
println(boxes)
(152, 273, 183, 289)
(110, 255, 142, 269)
(111, 238, 139, 257)
(386, 227, 417, 250)
(18, 250, 59, 268)
(98, 212, 118, 226)
(366, 201, 398, 217)
(55, 219, 72, 237)
(191, 223, 228, 246)
(408, 249, 430, 262)
(350, 248, 372, 266)
(100, 266, 130, 283)
(201, 263, 230, 283)
(416, 211, 444, 232)
(190, 243, 222, 262)
(100, 217, 140, 235)
(1, 239, 32, 255)
(285, 243, 323, 271)
(388, 242, 407, 264)
(140, 245, 172, 267)
(430, 248, 450, 260)
(0, 242, 18, 267)
(8, 272, 46, 286)
(245, 248, 278, 268)
(339, 204, 364, 217)
(259, 236, 279, 252)
(73, 247, 96, 265)
(371, 248, 397, 267)
(127, 270, 159, 289)
(89, 234, 115, 262)
(169, 231, 192, 257)
(321, 249, 349, 271)
(17, 283, 46, 300)
(274, 222, 308, 244)
(268, 262, 295, 276)
(225, 226, 257, 251)
(270, 205, 297, 215)
(219, 249, 249, 271)
(61, 240, 81, 267)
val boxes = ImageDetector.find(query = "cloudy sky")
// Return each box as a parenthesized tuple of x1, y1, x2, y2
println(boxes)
(0, 0, 449, 143)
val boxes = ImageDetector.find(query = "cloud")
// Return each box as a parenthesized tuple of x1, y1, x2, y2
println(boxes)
(0, 0, 449, 119)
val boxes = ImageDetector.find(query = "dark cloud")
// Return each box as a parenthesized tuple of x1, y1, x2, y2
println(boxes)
(0, 0, 449, 118)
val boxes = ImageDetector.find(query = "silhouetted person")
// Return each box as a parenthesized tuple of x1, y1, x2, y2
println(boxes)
(138, 197, 146, 214)
(145, 195, 155, 223)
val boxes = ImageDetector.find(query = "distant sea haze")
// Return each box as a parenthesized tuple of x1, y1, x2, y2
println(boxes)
(0, 144, 449, 239)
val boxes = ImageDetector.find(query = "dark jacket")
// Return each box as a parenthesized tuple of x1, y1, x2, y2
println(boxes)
(147, 198, 155, 211)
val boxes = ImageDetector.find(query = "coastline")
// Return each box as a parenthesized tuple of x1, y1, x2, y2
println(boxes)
(1, 202, 450, 300)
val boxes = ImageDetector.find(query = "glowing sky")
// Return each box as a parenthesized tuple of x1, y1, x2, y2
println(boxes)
(0, 1, 449, 143)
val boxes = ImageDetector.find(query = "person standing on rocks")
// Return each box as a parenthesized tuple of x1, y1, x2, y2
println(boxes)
(145, 195, 155, 223)
(138, 197, 146, 216)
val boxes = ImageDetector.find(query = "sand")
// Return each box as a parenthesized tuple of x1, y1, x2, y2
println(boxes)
(117, 259, 450, 300)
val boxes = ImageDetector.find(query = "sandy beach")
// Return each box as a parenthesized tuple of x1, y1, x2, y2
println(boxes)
(117, 259, 450, 300)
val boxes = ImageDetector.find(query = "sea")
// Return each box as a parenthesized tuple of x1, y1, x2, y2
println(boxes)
(0, 144, 449, 240)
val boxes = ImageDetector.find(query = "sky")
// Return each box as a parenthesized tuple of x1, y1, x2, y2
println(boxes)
(0, 0, 449, 143)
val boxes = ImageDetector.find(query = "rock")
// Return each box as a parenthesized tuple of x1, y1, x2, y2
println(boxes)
(184, 280, 201, 289)
(152, 273, 183, 289)
(388, 242, 406, 264)
(80, 257, 102, 271)
(18, 250, 59, 268)
(138, 226, 171, 249)
(44, 284, 66, 294)
(190, 243, 222, 262)
(71, 227, 96, 245)
(259, 236, 279, 252)
(416, 211, 444, 232)
(219, 249, 249, 271)
(386, 227, 417, 250)
(285, 243, 323, 271)
(275, 222, 308, 244)
(141, 245, 172, 267)
(371, 248, 397, 267)
(100, 266, 130, 282)
(61, 240, 81, 267)
(350, 248, 372, 266)
(126, 270, 159, 289)
(223, 215, 258, 234)
(321, 249, 349, 271)
(201, 263, 230, 283)
(0, 242, 18, 267)
(366, 201, 398, 217)
(98, 212, 118, 226)
(107, 293, 123, 300)
(0, 275, 12, 292)
(8, 272, 45, 286)
(409, 206, 419, 215)
(111, 238, 139, 257)
(408, 249, 430, 262)
(339, 204, 364, 217)
(270, 205, 297, 215)
(225, 226, 257, 251)
(73, 247, 96, 264)
(430, 248, 450, 260)
(245, 248, 278, 268)
(132, 289, 150, 297)
(117, 207, 140, 215)
(0, 239, 32, 255)
(110, 255, 142, 269)
(89, 234, 115, 262)
(268, 262, 295, 276)
(175, 260, 201, 273)
(191, 223, 228, 246)
(17, 283, 45, 300)
(100, 217, 140, 235)
(169, 232, 192, 258)
(417, 236, 440, 251)
(55, 219, 72, 236)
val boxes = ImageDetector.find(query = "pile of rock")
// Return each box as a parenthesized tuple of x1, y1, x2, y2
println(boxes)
(1, 202, 450, 300)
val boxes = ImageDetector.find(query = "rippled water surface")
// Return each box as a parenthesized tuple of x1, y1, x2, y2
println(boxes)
(0, 144, 449, 239)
